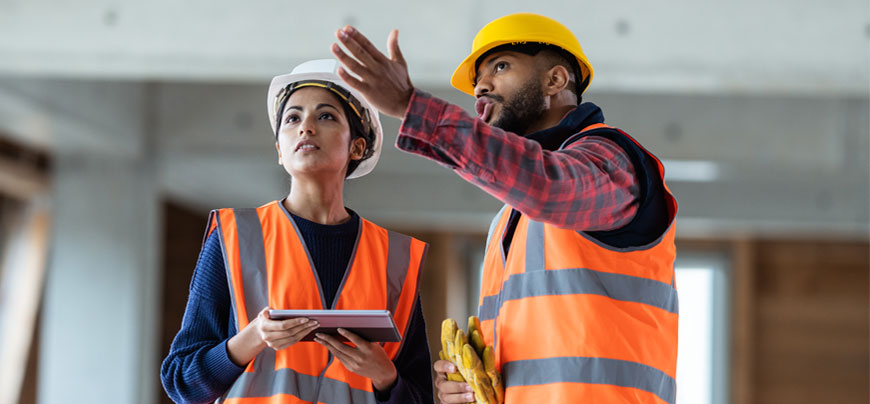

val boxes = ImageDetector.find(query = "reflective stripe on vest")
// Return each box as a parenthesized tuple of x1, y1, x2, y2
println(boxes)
(209, 201, 427, 403)
(477, 124, 679, 404)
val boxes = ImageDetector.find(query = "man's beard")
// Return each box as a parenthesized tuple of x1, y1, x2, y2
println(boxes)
(490, 77, 546, 136)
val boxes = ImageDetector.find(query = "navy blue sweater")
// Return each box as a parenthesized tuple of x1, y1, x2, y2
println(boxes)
(161, 208, 433, 403)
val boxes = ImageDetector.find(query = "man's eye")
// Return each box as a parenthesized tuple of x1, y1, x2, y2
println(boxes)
(495, 62, 508, 71)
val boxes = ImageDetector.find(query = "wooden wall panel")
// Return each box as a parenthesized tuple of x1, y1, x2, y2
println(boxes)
(752, 240, 869, 404)
(158, 201, 210, 404)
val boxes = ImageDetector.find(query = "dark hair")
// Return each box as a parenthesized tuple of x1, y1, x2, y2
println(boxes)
(474, 43, 588, 103)
(340, 98, 375, 178)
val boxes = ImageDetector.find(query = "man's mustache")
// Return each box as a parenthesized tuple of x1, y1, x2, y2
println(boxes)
(479, 94, 505, 103)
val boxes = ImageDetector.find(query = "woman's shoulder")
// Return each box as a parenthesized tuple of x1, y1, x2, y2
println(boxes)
(357, 217, 428, 248)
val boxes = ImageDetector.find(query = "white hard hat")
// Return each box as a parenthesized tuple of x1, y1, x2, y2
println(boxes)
(267, 59, 383, 179)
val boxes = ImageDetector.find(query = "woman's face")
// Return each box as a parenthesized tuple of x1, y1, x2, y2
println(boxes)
(275, 87, 365, 179)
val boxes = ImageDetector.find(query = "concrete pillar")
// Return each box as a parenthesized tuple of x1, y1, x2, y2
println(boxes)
(38, 151, 160, 402)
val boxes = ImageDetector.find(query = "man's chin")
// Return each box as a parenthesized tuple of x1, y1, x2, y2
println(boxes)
(488, 114, 505, 129)
(490, 118, 512, 132)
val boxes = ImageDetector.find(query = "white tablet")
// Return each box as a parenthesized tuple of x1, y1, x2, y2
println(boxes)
(267, 309, 401, 342)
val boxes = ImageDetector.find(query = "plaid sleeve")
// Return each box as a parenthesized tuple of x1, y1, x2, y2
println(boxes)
(396, 89, 639, 231)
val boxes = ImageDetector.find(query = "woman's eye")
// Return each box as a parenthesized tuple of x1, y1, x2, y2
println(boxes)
(319, 113, 335, 120)
(284, 115, 299, 124)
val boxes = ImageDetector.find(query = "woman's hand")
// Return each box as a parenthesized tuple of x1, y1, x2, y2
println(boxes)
(314, 328, 398, 392)
(227, 307, 320, 366)
(253, 308, 320, 350)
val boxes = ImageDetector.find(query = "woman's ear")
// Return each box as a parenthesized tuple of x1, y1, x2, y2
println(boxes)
(275, 141, 283, 165)
(544, 65, 571, 97)
(349, 137, 366, 161)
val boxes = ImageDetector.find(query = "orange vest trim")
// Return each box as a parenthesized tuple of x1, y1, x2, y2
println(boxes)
(478, 124, 679, 404)
(207, 201, 427, 404)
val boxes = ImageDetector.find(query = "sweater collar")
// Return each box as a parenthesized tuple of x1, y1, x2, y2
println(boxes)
(524, 102, 605, 151)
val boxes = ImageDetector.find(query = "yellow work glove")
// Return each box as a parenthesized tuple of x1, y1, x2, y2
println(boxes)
(439, 316, 505, 404)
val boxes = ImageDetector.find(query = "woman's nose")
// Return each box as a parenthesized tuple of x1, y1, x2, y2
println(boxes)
(298, 116, 316, 136)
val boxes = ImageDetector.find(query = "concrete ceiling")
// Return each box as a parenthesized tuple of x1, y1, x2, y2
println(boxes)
(1, 0, 867, 94)
(0, 0, 867, 238)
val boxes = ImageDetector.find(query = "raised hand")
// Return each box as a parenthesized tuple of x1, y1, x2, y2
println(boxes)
(331, 26, 414, 118)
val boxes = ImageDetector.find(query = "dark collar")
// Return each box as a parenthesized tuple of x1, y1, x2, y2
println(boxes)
(524, 102, 605, 151)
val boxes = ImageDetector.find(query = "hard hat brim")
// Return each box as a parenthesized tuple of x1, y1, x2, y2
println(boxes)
(450, 39, 594, 97)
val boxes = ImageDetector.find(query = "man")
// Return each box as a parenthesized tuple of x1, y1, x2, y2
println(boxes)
(330, 12, 679, 404)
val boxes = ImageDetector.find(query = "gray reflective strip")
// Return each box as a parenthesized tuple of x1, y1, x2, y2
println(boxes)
(503, 356, 675, 404)
(385, 231, 412, 314)
(317, 378, 378, 404)
(220, 349, 376, 403)
(478, 267, 679, 321)
(214, 212, 241, 332)
(483, 205, 510, 350)
(234, 208, 270, 323)
(525, 221, 546, 271)
(484, 205, 509, 254)
(478, 297, 498, 323)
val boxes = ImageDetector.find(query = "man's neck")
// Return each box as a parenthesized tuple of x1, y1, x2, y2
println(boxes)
(523, 104, 576, 135)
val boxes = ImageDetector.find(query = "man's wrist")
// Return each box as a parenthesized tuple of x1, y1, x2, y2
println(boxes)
(391, 86, 415, 119)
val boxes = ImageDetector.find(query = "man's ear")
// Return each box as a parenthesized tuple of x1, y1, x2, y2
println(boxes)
(544, 65, 571, 97)
(349, 137, 366, 161)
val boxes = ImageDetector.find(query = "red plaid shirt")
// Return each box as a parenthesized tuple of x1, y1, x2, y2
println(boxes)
(396, 90, 639, 231)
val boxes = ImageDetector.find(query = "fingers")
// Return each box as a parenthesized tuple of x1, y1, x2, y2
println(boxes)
(259, 315, 318, 350)
(321, 341, 359, 368)
(336, 26, 381, 69)
(433, 359, 458, 374)
(387, 29, 406, 66)
(433, 359, 474, 403)
(261, 317, 313, 332)
(267, 334, 305, 350)
(329, 25, 414, 118)
(435, 381, 475, 403)
(314, 333, 357, 358)
(336, 328, 369, 349)
(340, 26, 386, 65)
(335, 66, 366, 92)
(330, 43, 366, 77)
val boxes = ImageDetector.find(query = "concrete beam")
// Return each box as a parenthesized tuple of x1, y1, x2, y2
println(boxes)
(0, 0, 866, 95)
(0, 77, 146, 156)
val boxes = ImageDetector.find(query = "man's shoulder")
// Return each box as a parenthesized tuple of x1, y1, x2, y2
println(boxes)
(562, 127, 630, 153)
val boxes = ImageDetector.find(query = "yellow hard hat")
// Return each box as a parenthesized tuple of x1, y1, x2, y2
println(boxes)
(451, 13, 594, 96)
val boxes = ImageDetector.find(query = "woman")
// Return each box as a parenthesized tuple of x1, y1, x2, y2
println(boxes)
(161, 59, 433, 404)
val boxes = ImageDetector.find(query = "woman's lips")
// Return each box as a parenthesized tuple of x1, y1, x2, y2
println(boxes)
(475, 97, 495, 123)
(295, 140, 320, 152)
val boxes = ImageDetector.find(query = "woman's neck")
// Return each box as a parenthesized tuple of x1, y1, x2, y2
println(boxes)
(283, 175, 350, 225)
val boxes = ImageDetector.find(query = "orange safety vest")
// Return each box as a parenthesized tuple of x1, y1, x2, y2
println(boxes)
(478, 124, 679, 404)
(206, 201, 427, 404)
